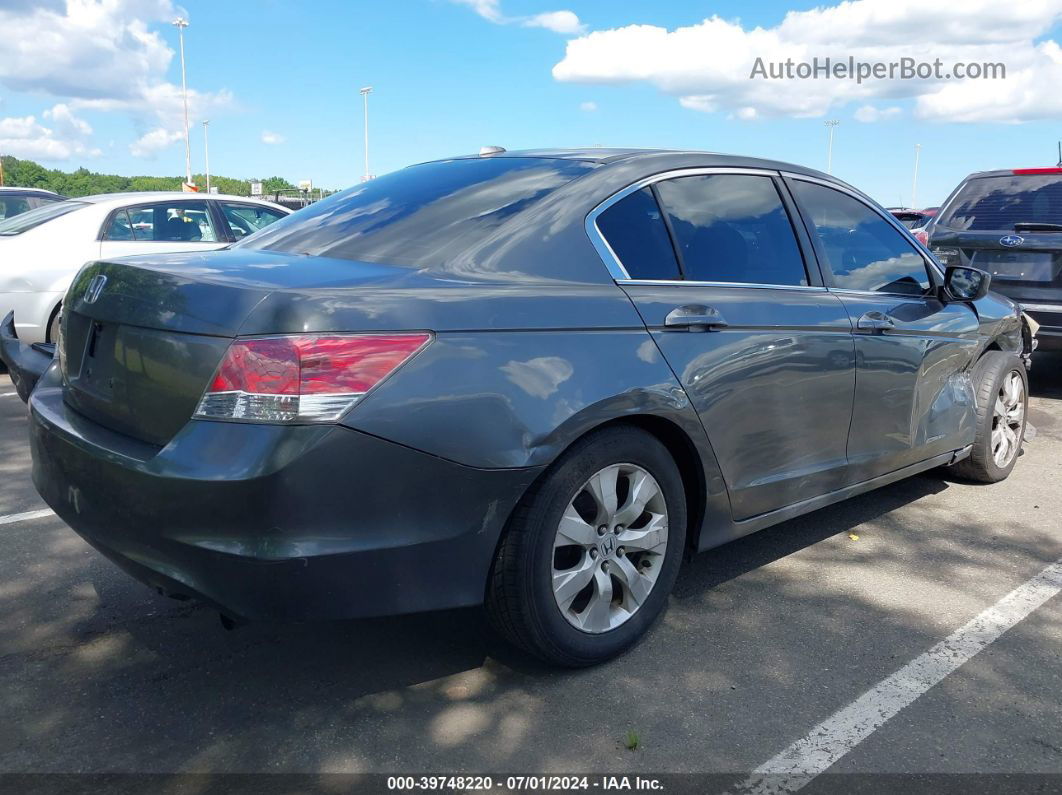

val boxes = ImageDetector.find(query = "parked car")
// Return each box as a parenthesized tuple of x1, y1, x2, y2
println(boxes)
(3, 149, 1033, 667)
(928, 167, 1062, 350)
(0, 186, 65, 220)
(888, 207, 931, 230)
(0, 192, 290, 345)
(888, 207, 936, 245)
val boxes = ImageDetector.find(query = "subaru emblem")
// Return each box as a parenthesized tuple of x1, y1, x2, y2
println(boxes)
(999, 235, 1024, 248)
(84, 274, 107, 304)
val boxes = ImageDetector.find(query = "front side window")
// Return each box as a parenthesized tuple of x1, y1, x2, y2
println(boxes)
(105, 201, 219, 243)
(595, 187, 681, 280)
(792, 181, 930, 296)
(221, 203, 287, 239)
(654, 174, 808, 286)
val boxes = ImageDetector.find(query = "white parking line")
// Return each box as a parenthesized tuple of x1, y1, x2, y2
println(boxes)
(733, 558, 1062, 795)
(0, 392, 17, 398)
(0, 508, 54, 526)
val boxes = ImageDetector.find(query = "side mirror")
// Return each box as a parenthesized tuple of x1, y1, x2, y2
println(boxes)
(944, 265, 991, 302)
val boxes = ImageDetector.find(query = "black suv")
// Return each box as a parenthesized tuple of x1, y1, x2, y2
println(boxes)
(929, 167, 1062, 350)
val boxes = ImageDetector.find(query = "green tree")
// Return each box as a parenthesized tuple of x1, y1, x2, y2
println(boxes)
(0, 156, 306, 198)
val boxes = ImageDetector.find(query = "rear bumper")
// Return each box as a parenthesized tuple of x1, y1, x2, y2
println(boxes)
(0, 311, 55, 398)
(1020, 304, 1062, 351)
(28, 382, 540, 621)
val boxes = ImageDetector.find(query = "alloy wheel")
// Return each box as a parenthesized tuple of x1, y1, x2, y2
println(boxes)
(551, 463, 669, 634)
(991, 369, 1025, 468)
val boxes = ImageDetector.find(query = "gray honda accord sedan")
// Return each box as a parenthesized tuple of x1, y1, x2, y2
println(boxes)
(8, 149, 1033, 666)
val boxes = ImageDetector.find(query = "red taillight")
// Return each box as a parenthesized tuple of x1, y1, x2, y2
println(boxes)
(1012, 168, 1062, 175)
(913, 228, 929, 245)
(195, 333, 431, 423)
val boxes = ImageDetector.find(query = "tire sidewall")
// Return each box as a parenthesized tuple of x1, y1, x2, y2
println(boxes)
(521, 429, 686, 665)
(976, 355, 1028, 481)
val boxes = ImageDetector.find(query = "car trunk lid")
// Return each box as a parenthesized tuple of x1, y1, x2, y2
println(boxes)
(930, 227, 1062, 294)
(59, 250, 415, 446)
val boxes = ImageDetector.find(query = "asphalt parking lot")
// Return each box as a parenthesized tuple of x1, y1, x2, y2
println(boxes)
(1, 356, 1060, 788)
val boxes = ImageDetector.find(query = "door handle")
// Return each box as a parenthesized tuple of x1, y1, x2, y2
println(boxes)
(856, 311, 896, 333)
(664, 304, 729, 332)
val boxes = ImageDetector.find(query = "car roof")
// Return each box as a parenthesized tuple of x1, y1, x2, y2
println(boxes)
(0, 186, 61, 195)
(75, 191, 289, 210)
(959, 168, 1062, 179)
(428, 147, 841, 183)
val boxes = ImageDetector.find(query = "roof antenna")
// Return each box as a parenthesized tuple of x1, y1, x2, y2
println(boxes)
(1057, 140, 1061, 168)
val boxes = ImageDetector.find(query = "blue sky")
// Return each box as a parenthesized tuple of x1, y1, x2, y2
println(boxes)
(1, 0, 1060, 206)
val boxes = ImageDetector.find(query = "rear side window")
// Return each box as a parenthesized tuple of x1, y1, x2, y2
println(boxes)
(793, 181, 930, 296)
(939, 174, 1062, 231)
(654, 174, 808, 286)
(238, 157, 595, 266)
(595, 187, 680, 280)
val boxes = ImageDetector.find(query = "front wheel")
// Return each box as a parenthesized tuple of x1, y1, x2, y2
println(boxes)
(486, 426, 686, 667)
(950, 351, 1028, 483)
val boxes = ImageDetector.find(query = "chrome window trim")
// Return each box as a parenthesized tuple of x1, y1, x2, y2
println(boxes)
(617, 278, 827, 292)
(781, 171, 946, 281)
(585, 166, 820, 286)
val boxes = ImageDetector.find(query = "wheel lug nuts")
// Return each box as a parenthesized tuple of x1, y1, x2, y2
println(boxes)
(617, 547, 625, 557)
(597, 525, 607, 536)
(590, 549, 598, 559)
(601, 561, 610, 572)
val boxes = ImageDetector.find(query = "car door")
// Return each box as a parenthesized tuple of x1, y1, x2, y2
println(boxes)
(787, 176, 980, 483)
(98, 199, 227, 259)
(589, 169, 856, 521)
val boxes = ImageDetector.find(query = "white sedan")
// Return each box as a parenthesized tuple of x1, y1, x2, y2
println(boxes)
(0, 192, 290, 344)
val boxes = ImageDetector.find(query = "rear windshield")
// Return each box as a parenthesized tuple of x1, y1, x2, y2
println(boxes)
(0, 200, 86, 236)
(938, 174, 1062, 231)
(236, 157, 596, 266)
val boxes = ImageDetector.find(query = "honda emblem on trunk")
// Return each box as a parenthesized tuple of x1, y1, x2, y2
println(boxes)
(999, 235, 1024, 248)
(84, 274, 107, 304)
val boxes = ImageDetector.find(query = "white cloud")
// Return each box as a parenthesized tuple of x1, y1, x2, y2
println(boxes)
(261, 130, 285, 145)
(129, 127, 183, 157)
(579, 100, 598, 112)
(452, 0, 502, 23)
(523, 11, 585, 35)
(0, 0, 235, 159)
(451, 0, 584, 35)
(552, 0, 1062, 122)
(0, 104, 101, 160)
(854, 104, 903, 122)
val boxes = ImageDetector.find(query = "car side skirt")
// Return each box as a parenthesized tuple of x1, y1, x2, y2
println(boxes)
(697, 445, 972, 551)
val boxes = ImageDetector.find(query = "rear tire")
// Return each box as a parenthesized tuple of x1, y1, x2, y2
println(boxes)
(486, 426, 686, 667)
(950, 351, 1028, 483)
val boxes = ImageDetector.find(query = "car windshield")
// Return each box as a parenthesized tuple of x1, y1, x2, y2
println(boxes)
(236, 157, 596, 266)
(938, 174, 1062, 231)
(0, 193, 60, 220)
(0, 200, 87, 236)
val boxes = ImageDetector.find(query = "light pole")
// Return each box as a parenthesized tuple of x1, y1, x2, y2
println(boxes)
(911, 143, 921, 208)
(824, 120, 840, 175)
(173, 17, 192, 189)
(202, 120, 211, 193)
(360, 86, 373, 182)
